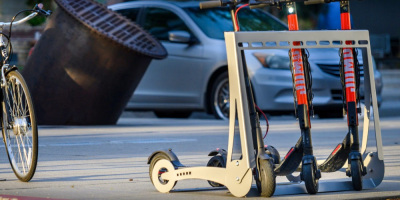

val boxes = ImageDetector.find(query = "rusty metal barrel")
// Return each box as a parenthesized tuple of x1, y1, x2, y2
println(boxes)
(22, 0, 167, 125)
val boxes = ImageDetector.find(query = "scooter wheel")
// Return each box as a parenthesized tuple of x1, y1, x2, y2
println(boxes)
(302, 163, 319, 194)
(149, 153, 170, 184)
(149, 153, 177, 190)
(206, 155, 225, 187)
(256, 159, 276, 197)
(351, 159, 363, 191)
(150, 158, 177, 193)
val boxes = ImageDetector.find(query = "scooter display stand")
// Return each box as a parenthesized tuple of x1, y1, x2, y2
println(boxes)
(224, 29, 384, 195)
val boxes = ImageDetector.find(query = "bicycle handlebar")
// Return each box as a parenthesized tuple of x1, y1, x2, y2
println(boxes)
(0, 3, 51, 27)
(34, 3, 52, 16)
(0, 13, 38, 27)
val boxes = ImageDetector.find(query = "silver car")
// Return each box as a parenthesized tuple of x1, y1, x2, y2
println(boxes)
(109, 1, 383, 119)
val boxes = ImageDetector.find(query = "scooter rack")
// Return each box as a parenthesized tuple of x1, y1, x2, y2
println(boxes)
(224, 29, 384, 195)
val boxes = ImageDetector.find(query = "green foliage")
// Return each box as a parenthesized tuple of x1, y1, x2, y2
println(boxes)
(25, 0, 53, 26)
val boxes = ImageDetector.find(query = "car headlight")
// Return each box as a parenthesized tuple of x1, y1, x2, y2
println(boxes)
(253, 52, 291, 70)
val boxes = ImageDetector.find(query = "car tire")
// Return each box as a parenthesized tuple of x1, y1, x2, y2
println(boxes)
(154, 111, 192, 118)
(210, 72, 229, 120)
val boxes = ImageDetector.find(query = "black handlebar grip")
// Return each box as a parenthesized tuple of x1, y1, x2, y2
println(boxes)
(199, 1, 222, 9)
(249, 4, 269, 9)
(304, 0, 326, 5)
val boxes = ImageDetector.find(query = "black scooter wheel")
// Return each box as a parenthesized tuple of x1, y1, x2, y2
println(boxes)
(206, 155, 225, 187)
(256, 159, 276, 197)
(351, 159, 363, 191)
(303, 163, 319, 194)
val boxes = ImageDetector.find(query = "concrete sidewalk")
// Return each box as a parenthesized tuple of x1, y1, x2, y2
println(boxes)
(0, 116, 399, 199)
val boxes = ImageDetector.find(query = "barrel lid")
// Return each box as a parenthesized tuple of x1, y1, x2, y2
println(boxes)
(55, 0, 167, 59)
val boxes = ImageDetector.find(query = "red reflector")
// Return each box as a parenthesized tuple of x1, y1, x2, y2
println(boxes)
(284, 147, 295, 160)
(332, 144, 342, 155)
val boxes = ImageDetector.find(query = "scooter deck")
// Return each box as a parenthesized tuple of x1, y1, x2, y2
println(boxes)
(318, 132, 351, 172)
(274, 151, 384, 195)
(274, 137, 304, 176)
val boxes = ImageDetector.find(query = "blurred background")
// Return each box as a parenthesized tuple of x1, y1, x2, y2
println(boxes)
(1, 0, 398, 69)
(0, 0, 398, 121)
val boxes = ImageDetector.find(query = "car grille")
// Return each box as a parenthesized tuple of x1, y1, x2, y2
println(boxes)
(317, 64, 364, 77)
(331, 89, 342, 101)
(331, 89, 365, 101)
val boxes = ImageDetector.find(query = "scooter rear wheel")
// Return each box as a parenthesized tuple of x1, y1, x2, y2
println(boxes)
(256, 159, 276, 197)
(303, 163, 319, 194)
(149, 153, 171, 185)
(206, 155, 225, 187)
(351, 159, 363, 191)
(150, 159, 177, 193)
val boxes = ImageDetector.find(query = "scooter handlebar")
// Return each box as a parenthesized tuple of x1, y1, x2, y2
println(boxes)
(200, 1, 223, 9)
(304, 0, 326, 5)
(304, 0, 356, 5)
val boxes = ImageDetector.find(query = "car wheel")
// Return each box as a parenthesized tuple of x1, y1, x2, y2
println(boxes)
(210, 72, 229, 120)
(154, 111, 192, 118)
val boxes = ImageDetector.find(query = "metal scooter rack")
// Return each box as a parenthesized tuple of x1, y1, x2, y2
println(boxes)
(225, 29, 384, 195)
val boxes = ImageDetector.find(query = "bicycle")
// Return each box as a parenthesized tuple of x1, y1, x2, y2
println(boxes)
(0, 3, 51, 182)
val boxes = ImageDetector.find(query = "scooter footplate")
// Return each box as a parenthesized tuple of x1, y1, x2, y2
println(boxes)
(274, 137, 303, 176)
(319, 132, 351, 172)
(273, 151, 384, 196)
(273, 178, 380, 196)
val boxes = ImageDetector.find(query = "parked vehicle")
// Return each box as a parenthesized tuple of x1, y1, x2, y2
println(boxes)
(109, 1, 383, 119)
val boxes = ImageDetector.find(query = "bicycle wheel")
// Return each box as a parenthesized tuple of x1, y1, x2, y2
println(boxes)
(2, 70, 38, 182)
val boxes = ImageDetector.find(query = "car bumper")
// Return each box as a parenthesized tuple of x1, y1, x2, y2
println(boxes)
(252, 67, 383, 112)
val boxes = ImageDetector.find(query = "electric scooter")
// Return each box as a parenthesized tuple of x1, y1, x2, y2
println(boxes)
(147, 0, 276, 197)
(206, 0, 321, 195)
(304, 0, 367, 191)
(148, 0, 384, 197)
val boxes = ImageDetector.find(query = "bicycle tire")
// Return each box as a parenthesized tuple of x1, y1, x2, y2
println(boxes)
(2, 70, 38, 182)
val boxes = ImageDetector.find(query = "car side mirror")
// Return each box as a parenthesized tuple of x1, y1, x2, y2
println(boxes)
(168, 30, 191, 43)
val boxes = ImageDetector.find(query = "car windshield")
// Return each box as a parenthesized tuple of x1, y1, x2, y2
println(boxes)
(184, 7, 287, 40)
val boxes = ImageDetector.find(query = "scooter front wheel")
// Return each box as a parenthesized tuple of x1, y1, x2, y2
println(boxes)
(256, 159, 276, 197)
(351, 159, 363, 191)
(206, 155, 225, 187)
(302, 163, 319, 194)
